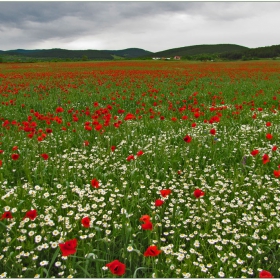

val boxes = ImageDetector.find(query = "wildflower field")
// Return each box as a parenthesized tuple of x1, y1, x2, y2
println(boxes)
(0, 60, 280, 278)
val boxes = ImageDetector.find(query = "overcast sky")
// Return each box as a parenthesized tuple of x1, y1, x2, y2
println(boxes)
(0, 1, 280, 52)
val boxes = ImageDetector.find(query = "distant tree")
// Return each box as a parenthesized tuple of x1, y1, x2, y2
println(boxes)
(0, 56, 3, 63)
(82, 55, 88, 61)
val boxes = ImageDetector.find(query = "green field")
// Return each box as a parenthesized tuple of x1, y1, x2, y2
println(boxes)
(0, 60, 279, 278)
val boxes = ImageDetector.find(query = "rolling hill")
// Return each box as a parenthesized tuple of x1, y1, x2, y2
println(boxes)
(1, 44, 280, 62)
(0, 48, 152, 61)
(142, 44, 249, 58)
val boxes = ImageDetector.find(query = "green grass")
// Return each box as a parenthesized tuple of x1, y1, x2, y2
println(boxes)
(0, 60, 280, 278)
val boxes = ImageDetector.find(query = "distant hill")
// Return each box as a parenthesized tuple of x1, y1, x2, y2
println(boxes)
(1, 44, 280, 62)
(0, 48, 152, 61)
(220, 44, 280, 60)
(142, 44, 249, 58)
(1, 48, 113, 60)
(103, 48, 152, 58)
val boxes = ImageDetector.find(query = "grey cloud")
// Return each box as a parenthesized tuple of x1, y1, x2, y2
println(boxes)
(0, 2, 280, 51)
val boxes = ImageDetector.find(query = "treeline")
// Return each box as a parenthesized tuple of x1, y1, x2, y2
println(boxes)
(219, 44, 280, 60)
(0, 48, 152, 63)
(1, 44, 280, 63)
(144, 44, 248, 59)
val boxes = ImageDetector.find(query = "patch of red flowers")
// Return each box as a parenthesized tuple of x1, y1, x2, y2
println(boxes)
(143, 245, 162, 257)
(59, 238, 77, 256)
(106, 260, 126, 276)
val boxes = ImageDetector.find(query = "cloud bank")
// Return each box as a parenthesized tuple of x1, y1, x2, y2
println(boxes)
(0, 2, 279, 51)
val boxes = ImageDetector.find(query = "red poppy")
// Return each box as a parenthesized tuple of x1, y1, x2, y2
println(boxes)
(84, 125, 92, 131)
(59, 238, 77, 256)
(155, 199, 164, 207)
(1, 211, 13, 220)
(193, 189, 205, 198)
(183, 135, 192, 143)
(141, 221, 153, 230)
(24, 209, 37, 220)
(210, 128, 216, 135)
(160, 189, 171, 197)
(81, 217, 90, 228)
(95, 124, 103, 131)
(111, 146, 116, 152)
(46, 128, 53, 134)
(251, 150, 259, 156)
(259, 270, 273, 278)
(272, 146, 277, 151)
(191, 123, 196, 128)
(124, 113, 136, 121)
(0, 160, 2, 167)
(84, 141, 89, 146)
(139, 215, 151, 223)
(91, 178, 99, 188)
(144, 245, 162, 257)
(140, 215, 153, 230)
(41, 153, 49, 160)
(273, 170, 280, 177)
(266, 122, 272, 127)
(56, 107, 64, 113)
(106, 260, 126, 276)
(137, 150, 144, 156)
(266, 133, 273, 140)
(127, 155, 135, 161)
(12, 146, 18, 151)
(11, 154, 19, 160)
(262, 154, 270, 164)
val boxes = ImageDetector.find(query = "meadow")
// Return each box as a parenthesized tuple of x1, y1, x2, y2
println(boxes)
(0, 60, 280, 278)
